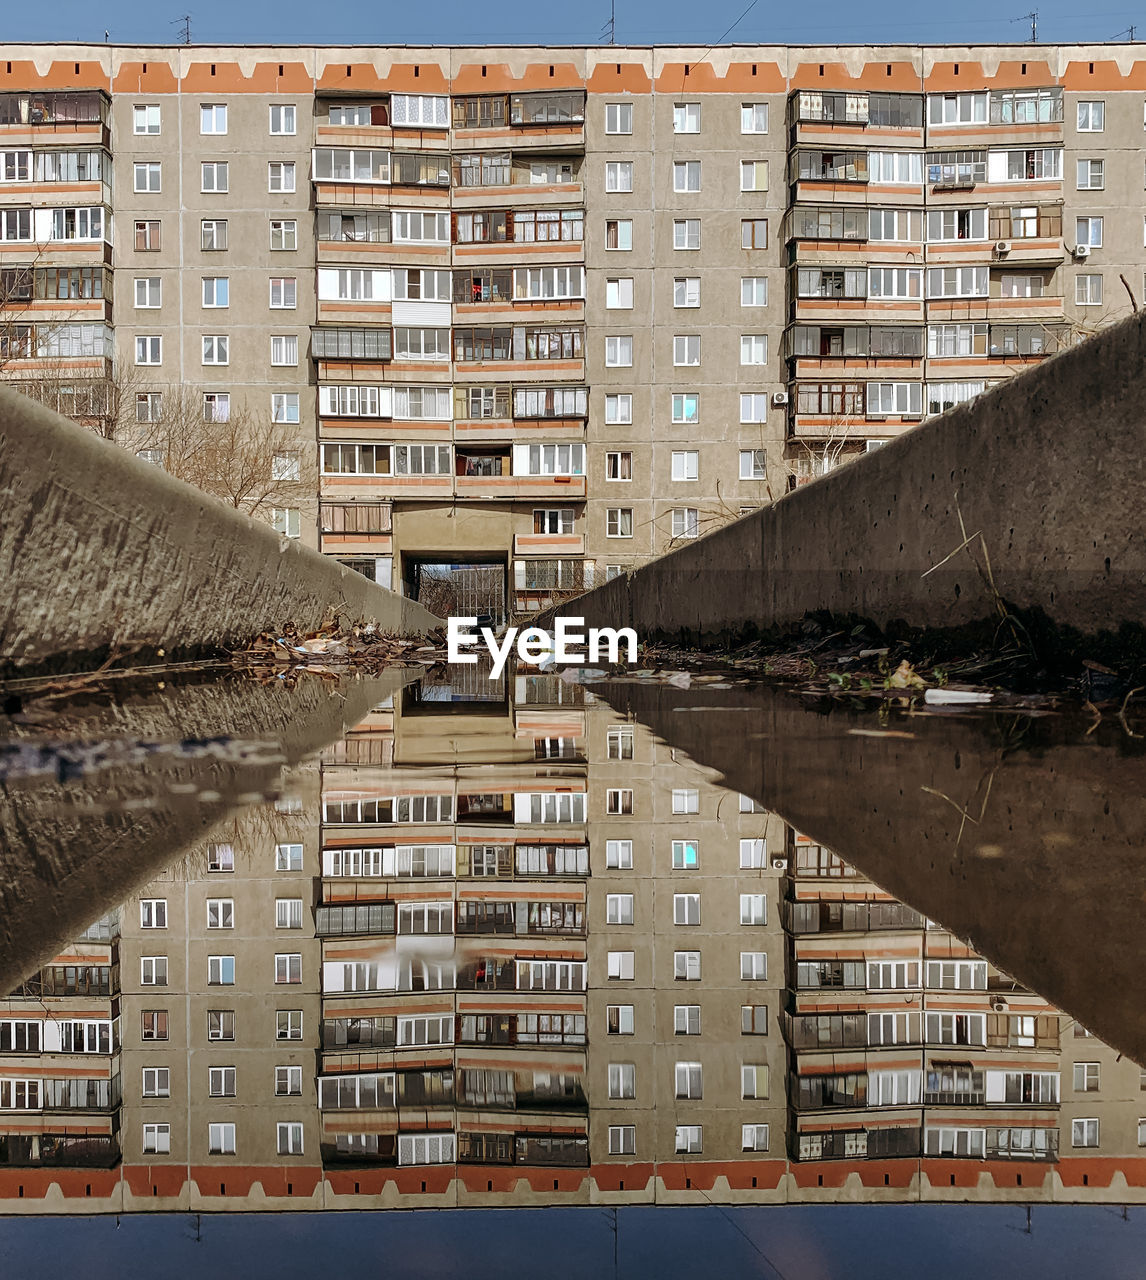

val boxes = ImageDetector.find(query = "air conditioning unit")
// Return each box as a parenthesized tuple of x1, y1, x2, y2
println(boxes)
(771, 391, 790, 407)
(1075, 243, 1091, 259)
(990, 997, 1008, 1012)
(994, 240, 1010, 255)
(771, 857, 789, 871)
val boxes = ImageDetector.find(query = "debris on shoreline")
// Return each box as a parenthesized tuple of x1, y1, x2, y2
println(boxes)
(231, 617, 450, 684)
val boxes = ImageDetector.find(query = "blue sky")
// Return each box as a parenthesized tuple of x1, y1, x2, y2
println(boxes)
(6, 0, 1146, 49)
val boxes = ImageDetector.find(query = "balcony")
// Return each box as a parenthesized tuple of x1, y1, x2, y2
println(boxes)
(0, 1132, 119, 1168)
(793, 1126, 921, 1161)
(452, 93, 585, 151)
(0, 91, 110, 148)
(785, 899, 926, 934)
(789, 91, 924, 143)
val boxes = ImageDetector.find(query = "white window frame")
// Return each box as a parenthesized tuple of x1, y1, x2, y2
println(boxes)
(671, 450, 699, 481)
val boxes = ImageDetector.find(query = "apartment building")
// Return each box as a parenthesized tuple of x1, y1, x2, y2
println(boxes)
(4, 681, 1146, 1207)
(5, 44, 1143, 615)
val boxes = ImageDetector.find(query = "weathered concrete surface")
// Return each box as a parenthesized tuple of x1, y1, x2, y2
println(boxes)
(542, 313, 1146, 645)
(597, 679, 1146, 1066)
(0, 666, 417, 996)
(0, 388, 441, 675)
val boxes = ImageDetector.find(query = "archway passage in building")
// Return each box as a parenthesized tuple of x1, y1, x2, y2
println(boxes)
(406, 557, 507, 629)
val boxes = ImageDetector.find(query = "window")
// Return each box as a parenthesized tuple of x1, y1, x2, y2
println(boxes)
(738, 449, 768, 481)
(606, 508, 633, 538)
(608, 1125, 636, 1155)
(741, 218, 768, 249)
(608, 951, 635, 980)
(269, 162, 296, 193)
(742, 1124, 770, 1152)
(1074, 1062, 1100, 1092)
(208, 1011, 235, 1041)
(209, 1066, 237, 1097)
(278, 1122, 304, 1155)
(605, 395, 633, 425)
(0, 209, 31, 241)
(673, 277, 700, 307)
(143, 1123, 170, 1154)
(673, 336, 700, 367)
(673, 893, 700, 926)
(607, 1005, 634, 1035)
(133, 277, 161, 309)
(140, 899, 167, 929)
(740, 162, 768, 192)
(271, 393, 299, 423)
(605, 727, 634, 761)
(392, 93, 449, 127)
(142, 1067, 170, 1098)
(605, 161, 633, 192)
(742, 1004, 769, 1034)
(671, 394, 699, 424)
(606, 277, 633, 308)
(140, 956, 167, 986)
(1077, 159, 1104, 190)
(675, 1125, 702, 1154)
(605, 840, 634, 869)
(203, 392, 230, 423)
(200, 104, 227, 134)
(141, 1010, 168, 1041)
(134, 162, 161, 192)
(270, 219, 297, 251)
(606, 894, 635, 925)
(134, 104, 161, 134)
(674, 951, 701, 981)
(1077, 101, 1104, 132)
(135, 220, 161, 250)
(606, 788, 633, 814)
(741, 951, 767, 980)
(605, 218, 632, 250)
(675, 1062, 702, 1099)
(270, 104, 297, 135)
(673, 161, 701, 192)
(675, 1005, 701, 1035)
(208, 956, 235, 986)
(207, 899, 234, 929)
(737, 394, 768, 424)
(608, 1063, 636, 1099)
(135, 336, 162, 366)
(271, 335, 299, 366)
(1076, 273, 1103, 306)
(605, 102, 633, 134)
(135, 395, 162, 424)
(740, 334, 768, 366)
(277, 1011, 303, 1041)
(671, 508, 699, 539)
(201, 162, 228, 193)
(741, 277, 768, 307)
(606, 335, 633, 366)
(673, 219, 700, 250)
(739, 839, 767, 870)
(209, 1123, 236, 1156)
(673, 103, 700, 133)
(276, 899, 304, 930)
(741, 103, 768, 133)
(741, 1064, 770, 1099)
(202, 277, 229, 308)
(275, 954, 302, 984)
(276, 1066, 303, 1096)
(606, 451, 632, 480)
(1076, 216, 1102, 248)
(201, 219, 227, 251)
(740, 894, 767, 925)
(671, 450, 699, 482)
(202, 335, 229, 365)
(269, 277, 297, 310)
(1072, 1118, 1099, 1148)
(672, 789, 698, 814)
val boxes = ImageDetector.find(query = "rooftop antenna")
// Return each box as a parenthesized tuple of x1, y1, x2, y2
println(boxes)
(1110, 25, 1137, 39)
(1013, 10, 1038, 42)
(173, 14, 192, 44)
(601, 0, 616, 45)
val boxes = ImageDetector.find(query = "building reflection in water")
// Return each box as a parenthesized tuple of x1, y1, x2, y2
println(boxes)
(0, 669, 1139, 1209)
